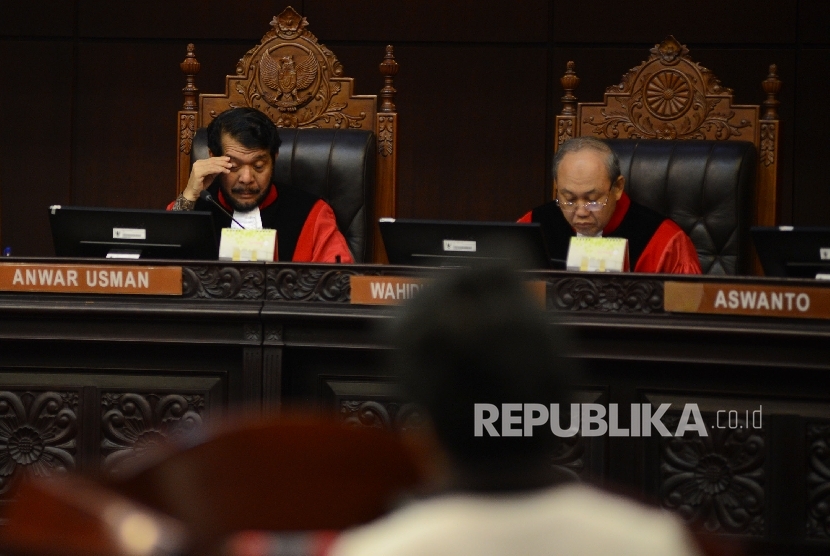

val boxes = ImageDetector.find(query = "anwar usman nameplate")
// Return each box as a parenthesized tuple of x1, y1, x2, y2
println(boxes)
(0, 263, 182, 295)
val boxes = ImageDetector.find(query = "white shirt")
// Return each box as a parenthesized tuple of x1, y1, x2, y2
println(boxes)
(331, 483, 701, 556)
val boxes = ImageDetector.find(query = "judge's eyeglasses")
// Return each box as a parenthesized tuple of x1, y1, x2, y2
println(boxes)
(555, 194, 610, 213)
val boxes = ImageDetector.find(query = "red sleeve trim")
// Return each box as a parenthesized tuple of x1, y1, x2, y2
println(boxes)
(293, 201, 323, 262)
(634, 219, 702, 274)
(517, 211, 533, 223)
(293, 200, 354, 263)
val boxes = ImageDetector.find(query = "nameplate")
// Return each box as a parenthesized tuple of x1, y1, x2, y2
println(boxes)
(566, 237, 629, 272)
(664, 281, 830, 319)
(350, 276, 547, 306)
(350, 276, 426, 305)
(0, 264, 182, 295)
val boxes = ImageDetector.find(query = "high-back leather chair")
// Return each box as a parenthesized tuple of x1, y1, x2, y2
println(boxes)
(555, 36, 781, 275)
(608, 139, 756, 275)
(176, 6, 398, 263)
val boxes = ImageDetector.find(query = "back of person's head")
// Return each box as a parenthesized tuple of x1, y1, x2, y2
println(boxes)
(207, 107, 281, 158)
(392, 265, 577, 492)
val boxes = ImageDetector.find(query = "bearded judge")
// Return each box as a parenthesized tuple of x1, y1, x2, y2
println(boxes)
(169, 107, 352, 263)
(518, 136, 701, 274)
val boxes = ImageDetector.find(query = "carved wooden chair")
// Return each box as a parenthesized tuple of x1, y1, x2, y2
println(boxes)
(555, 36, 781, 275)
(176, 6, 398, 263)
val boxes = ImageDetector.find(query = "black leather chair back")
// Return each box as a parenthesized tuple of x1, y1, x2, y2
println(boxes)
(192, 128, 375, 263)
(606, 140, 756, 275)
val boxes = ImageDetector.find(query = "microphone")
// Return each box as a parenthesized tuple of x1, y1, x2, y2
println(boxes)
(199, 189, 246, 229)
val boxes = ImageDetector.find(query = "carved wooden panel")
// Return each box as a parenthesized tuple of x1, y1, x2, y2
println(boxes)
(199, 7, 376, 131)
(0, 390, 78, 499)
(658, 410, 766, 536)
(182, 265, 266, 299)
(578, 37, 760, 144)
(807, 422, 830, 539)
(101, 392, 206, 478)
(326, 380, 602, 481)
(264, 264, 428, 302)
(340, 400, 425, 433)
(267, 267, 353, 302)
(548, 276, 664, 313)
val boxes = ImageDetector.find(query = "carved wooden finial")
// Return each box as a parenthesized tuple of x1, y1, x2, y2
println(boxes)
(379, 45, 399, 113)
(180, 43, 201, 111)
(762, 64, 781, 121)
(560, 61, 580, 116)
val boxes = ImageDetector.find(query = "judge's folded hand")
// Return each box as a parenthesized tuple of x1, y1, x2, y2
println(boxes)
(182, 156, 232, 201)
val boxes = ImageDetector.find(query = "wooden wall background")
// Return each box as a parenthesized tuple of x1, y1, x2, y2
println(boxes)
(0, 0, 826, 257)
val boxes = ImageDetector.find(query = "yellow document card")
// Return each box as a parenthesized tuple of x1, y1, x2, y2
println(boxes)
(219, 228, 277, 262)
(566, 236, 629, 272)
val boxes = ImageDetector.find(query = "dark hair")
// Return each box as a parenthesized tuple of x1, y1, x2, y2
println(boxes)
(206, 107, 281, 158)
(552, 136, 621, 185)
(391, 265, 576, 491)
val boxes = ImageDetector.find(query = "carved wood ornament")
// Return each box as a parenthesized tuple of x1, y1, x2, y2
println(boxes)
(193, 7, 372, 130)
(0, 391, 78, 498)
(661, 412, 766, 535)
(571, 37, 771, 143)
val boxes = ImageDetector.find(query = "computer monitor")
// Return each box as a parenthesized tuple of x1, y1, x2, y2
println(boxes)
(378, 218, 554, 269)
(751, 226, 830, 278)
(49, 205, 219, 260)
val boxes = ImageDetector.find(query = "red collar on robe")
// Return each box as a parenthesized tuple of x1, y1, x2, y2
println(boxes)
(601, 191, 630, 235)
(216, 184, 278, 212)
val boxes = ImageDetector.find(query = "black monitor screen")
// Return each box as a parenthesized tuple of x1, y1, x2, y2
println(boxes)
(379, 218, 554, 269)
(49, 205, 218, 260)
(751, 226, 830, 278)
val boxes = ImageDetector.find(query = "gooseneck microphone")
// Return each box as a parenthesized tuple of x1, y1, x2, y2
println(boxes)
(199, 189, 246, 229)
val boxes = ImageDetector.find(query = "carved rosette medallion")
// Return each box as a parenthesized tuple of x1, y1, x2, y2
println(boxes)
(101, 393, 204, 477)
(340, 400, 425, 433)
(660, 413, 765, 535)
(581, 36, 752, 141)
(182, 266, 265, 299)
(550, 277, 663, 313)
(209, 7, 367, 130)
(244, 323, 261, 342)
(807, 422, 830, 538)
(265, 324, 283, 342)
(267, 267, 354, 302)
(645, 70, 693, 120)
(0, 391, 78, 496)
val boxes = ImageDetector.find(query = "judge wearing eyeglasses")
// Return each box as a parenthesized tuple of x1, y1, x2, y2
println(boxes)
(518, 136, 701, 274)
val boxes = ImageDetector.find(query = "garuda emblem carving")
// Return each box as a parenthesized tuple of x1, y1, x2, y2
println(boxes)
(259, 48, 319, 112)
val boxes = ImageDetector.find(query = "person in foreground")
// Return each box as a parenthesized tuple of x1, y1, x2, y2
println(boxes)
(518, 136, 701, 274)
(170, 107, 352, 263)
(331, 265, 703, 556)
